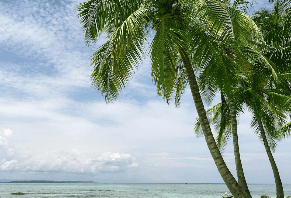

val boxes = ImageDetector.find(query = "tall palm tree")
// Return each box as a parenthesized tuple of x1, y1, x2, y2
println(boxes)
(246, 66, 289, 198)
(195, 92, 250, 196)
(194, 1, 291, 196)
(252, 1, 291, 197)
(190, 35, 253, 196)
(77, 0, 263, 196)
(195, 69, 291, 198)
(186, 2, 273, 195)
(172, 2, 271, 196)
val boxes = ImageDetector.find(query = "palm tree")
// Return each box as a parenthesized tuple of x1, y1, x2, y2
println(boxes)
(195, 68, 291, 198)
(246, 67, 288, 198)
(252, 1, 291, 197)
(77, 0, 263, 196)
(194, 1, 291, 196)
(186, 2, 273, 195)
(190, 33, 253, 196)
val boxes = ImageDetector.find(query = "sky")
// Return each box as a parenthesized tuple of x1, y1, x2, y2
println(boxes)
(0, 0, 290, 184)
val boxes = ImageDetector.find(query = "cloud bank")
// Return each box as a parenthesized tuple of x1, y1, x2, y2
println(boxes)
(0, 128, 137, 174)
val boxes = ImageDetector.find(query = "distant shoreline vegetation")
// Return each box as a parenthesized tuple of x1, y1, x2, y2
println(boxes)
(0, 180, 94, 183)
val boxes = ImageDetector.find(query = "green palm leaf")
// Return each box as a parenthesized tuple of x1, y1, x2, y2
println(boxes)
(90, 6, 150, 102)
(78, 0, 144, 44)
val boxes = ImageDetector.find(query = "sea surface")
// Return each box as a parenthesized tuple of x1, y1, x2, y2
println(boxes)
(0, 183, 291, 198)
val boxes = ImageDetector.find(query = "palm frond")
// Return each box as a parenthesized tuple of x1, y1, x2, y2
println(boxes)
(265, 90, 291, 112)
(173, 60, 188, 107)
(90, 6, 150, 102)
(275, 121, 291, 138)
(150, 17, 188, 104)
(194, 100, 232, 152)
(194, 103, 222, 137)
(250, 114, 278, 152)
(150, 19, 174, 103)
(110, 6, 150, 62)
(78, 0, 144, 44)
(249, 48, 278, 80)
(228, 8, 264, 44)
(216, 123, 232, 152)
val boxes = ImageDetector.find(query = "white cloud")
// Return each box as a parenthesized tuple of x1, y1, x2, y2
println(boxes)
(0, 136, 9, 148)
(1, 95, 290, 182)
(3, 128, 13, 137)
(0, 128, 13, 148)
(0, 131, 137, 174)
(0, 159, 18, 171)
(0, 151, 137, 173)
(0, 0, 103, 99)
(0, 96, 203, 181)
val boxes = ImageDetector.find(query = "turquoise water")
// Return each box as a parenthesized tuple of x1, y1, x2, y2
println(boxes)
(0, 183, 291, 197)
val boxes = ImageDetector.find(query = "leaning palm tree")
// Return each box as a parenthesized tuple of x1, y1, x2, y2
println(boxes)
(190, 37, 252, 196)
(194, 1, 291, 196)
(251, 1, 291, 197)
(195, 68, 291, 198)
(77, 0, 264, 196)
(185, 2, 272, 194)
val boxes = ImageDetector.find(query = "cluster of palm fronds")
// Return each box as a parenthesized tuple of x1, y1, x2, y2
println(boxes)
(77, 0, 291, 197)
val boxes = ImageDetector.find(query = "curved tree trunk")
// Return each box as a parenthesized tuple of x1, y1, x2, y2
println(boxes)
(257, 117, 284, 198)
(179, 46, 251, 198)
(229, 99, 251, 197)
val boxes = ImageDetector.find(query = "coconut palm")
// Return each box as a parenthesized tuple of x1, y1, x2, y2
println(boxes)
(251, 1, 291, 197)
(191, 38, 253, 196)
(194, 1, 291, 196)
(186, 2, 271, 194)
(195, 67, 291, 198)
(246, 65, 290, 198)
(175, 1, 273, 195)
(77, 0, 264, 196)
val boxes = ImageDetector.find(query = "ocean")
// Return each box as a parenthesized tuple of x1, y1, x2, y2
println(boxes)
(0, 183, 291, 198)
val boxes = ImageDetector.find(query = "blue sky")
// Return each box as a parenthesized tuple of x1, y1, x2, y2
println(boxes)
(0, 0, 290, 184)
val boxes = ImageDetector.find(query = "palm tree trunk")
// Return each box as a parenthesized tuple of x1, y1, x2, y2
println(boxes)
(179, 46, 251, 198)
(229, 99, 251, 197)
(257, 117, 284, 198)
